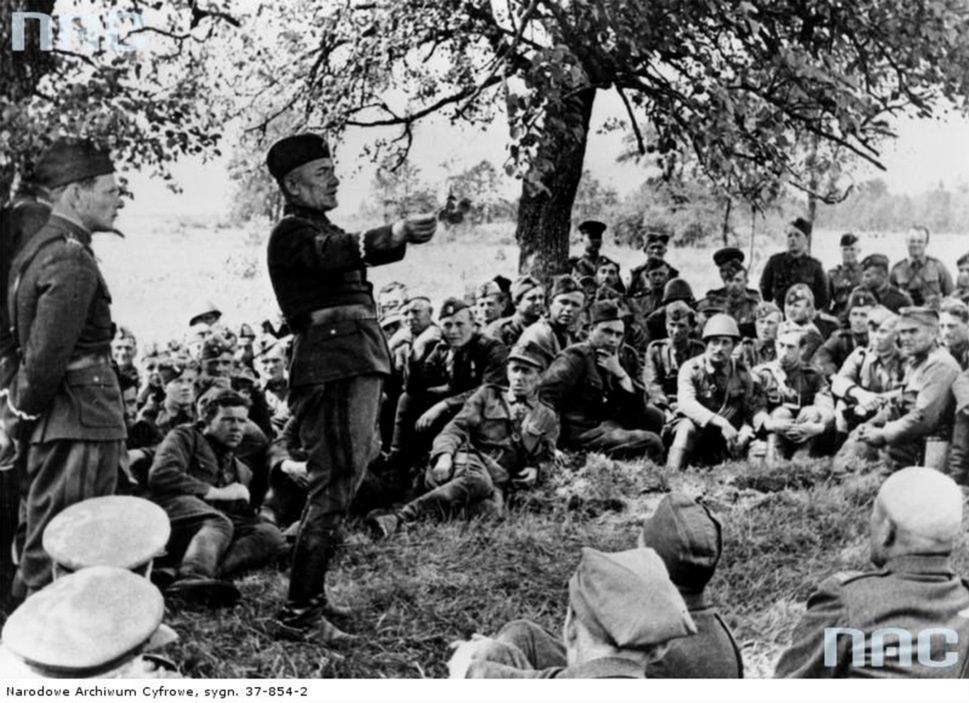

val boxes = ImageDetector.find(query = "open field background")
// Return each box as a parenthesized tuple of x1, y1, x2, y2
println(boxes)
(94, 212, 969, 678)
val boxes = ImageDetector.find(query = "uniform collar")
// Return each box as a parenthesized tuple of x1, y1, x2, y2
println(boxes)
(505, 390, 536, 408)
(47, 211, 92, 246)
(283, 202, 331, 224)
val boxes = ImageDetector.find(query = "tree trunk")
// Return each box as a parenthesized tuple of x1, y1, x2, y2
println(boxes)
(721, 196, 733, 246)
(804, 133, 821, 253)
(515, 87, 597, 281)
(0, 0, 57, 201)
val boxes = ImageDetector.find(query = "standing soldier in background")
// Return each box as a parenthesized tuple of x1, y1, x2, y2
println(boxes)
(827, 233, 862, 320)
(954, 253, 969, 304)
(568, 220, 606, 278)
(759, 218, 828, 310)
(264, 134, 436, 642)
(889, 226, 954, 307)
(2, 139, 126, 598)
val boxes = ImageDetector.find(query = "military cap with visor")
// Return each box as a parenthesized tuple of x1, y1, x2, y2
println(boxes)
(898, 306, 940, 328)
(507, 341, 548, 371)
(712, 247, 745, 268)
(439, 296, 471, 320)
(840, 233, 859, 247)
(578, 220, 607, 239)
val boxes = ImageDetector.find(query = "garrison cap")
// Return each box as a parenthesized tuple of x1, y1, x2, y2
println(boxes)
(510, 275, 542, 303)
(33, 138, 114, 190)
(661, 278, 695, 306)
(439, 297, 470, 320)
(578, 220, 607, 239)
(713, 247, 745, 268)
(201, 335, 234, 360)
(840, 232, 859, 247)
(43, 496, 169, 574)
(788, 217, 812, 238)
(590, 300, 622, 325)
(898, 306, 940, 328)
(238, 323, 256, 340)
(784, 283, 815, 306)
(507, 341, 547, 371)
(846, 289, 878, 310)
(550, 275, 584, 300)
(958, 252, 969, 267)
(475, 280, 503, 300)
(755, 301, 782, 320)
(665, 300, 695, 323)
(645, 232, 671, 246)
(493, 275, 512, 295)
(157, 357, 198, 385)
(861, 253, 890, 272)
(2, 566, 164, 676)
(568, 547, 696, 649)
(866, 305, 896, 329)
(638, 493, 723, 594)
(266, 133, 331, 181)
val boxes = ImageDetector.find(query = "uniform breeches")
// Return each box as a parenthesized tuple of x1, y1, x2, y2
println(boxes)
(18, 439, 121, 594)
(287, 374, 383, 605)
(159, 495, 234, 580)
(670, 419, 731, 465)
(572, 421, 664, 460)
(400, 455, 495, 522)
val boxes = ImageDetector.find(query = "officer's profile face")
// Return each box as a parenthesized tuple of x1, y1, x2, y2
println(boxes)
(548, 293, 585, 326)
(72, 174, 122, 232)
(204, 404, 249, 449)
(939, 312, 969, 348)
(441, 309, 474, 348)
(785, 228, 807, 254)
(705, 335, 735, 363)
(861, 265, 886, 290)
(588, 320, 625, 353)
(665, 317, 691, 343)
(784, 297, 813, 324)
(286, 158, 339, 211)
(841, 243, 860, 264)
(906, 228, 928, 258)
(870, 320, 897, 354)
(848, 306, 871, 335)
(756, 312, 782, 341)
(595, 264, 620, 289)
(896, 319, 935, 358)
(506, 360, 541, 398)
(517, 288, 546, 318)
(403, 301, 433, 335)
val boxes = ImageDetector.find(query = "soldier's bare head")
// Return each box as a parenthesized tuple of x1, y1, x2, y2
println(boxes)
(906, 225, 930, 258)
(939, 300, 969, 350)
(869, 467, 962, 566)
(775, 324, 806, 368)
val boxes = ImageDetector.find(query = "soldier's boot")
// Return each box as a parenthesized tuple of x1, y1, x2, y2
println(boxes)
(666, 444, 688, 471)
(365, 512, 401, 540)
(270, 594, 356, 644)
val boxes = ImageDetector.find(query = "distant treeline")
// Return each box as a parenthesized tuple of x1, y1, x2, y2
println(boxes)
(815, 179, 969, 235)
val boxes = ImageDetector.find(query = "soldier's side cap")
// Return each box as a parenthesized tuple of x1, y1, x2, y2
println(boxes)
(510, 275, 542, 303)
(665, 300, 695, 322)
(784, 283, 815, 305)
(32, 138, 114, 190)
(840, 232, 859, 247)
(43, 496, 170, 572)
(702, 313, 741, 340)
(958, 251, 969, 267)
(661, 278, 695, 306)
(475, 280, 503, 299)
(578, 220, 607, 238)
(866, 305, 896, 329)
(507, 341, 547, 370)
(898, 306, 940, 327)
(568, 547, 696, 650)
(439, 297, 470, 320)
(712, 247, 745, 268)
(755, 301, 782, 319)
(2, 566, 164, 676)
(637, 494, 722, 594)
(590, 300, 621, 324)
(645, 232, 671, 245)
(861, 253, 890, 272)
(846, 288, 878, 310)
(550, 275, 584, 300)
(266, 133, 331, 181)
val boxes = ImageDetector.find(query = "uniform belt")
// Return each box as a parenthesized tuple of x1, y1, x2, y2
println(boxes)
(307, 304, 377, 326)
(65, 353, 112, 370)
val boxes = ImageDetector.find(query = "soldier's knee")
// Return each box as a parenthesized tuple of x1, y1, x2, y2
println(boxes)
(771, 407, 794, 421)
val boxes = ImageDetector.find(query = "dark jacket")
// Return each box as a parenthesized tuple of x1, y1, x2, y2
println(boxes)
(643, 339, 705, 409)
(647, 595, 744, 678)
(677, 356, 765, 430)
(813, 330, 866, 378)
(408, 332, 509, 413)
(775, 555, 969, 678)
(266, 203, 405, 386)
(851, 283, 912, 314)
(759, 252, 829, 310)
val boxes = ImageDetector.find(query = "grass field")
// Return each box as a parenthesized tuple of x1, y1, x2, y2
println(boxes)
(92, 213, 969, 678)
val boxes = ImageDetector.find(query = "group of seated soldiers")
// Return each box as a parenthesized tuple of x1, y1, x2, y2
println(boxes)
(108, 216, 969, 605)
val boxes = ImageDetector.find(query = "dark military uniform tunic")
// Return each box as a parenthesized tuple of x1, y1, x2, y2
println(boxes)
(642, 339, 705, 410)
(775, 555, 969, 678)
(753, 361, 831, 413)
(6, 214, 125, 594)
(890, 256, 954, 307)
(759, 252, 829, 310)
(827, 262, 862, 318)
(814, 330, 866, 378)
(484, 313, 531, 350)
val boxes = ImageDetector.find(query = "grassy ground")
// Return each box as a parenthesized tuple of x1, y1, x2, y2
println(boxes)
(161, 454, 969, 679)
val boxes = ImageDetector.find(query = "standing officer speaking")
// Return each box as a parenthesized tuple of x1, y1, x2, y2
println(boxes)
(264, 134, 436, 641)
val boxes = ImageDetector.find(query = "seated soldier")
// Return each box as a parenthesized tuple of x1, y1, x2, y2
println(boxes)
(111, 326, 140, 389)
(473, 280, 505, 329)
(853, 253, 912, 313)
(737, 302, 782, 369)
(667, 314, 765, 471)
(752, 324, 834, 466)
(642, 301, 705, 420)
(135, 341, 170, 411)
(128, 357, 201, 467)
(569, 220, 606, 278)
(628, 232, 679, 297)
(628, 258, 675, 325)
(367, 342, 558, 538)
(518, 276, 586, 367)
(955, 252, 969, 304)
(813, 289, 876, 378)
(255, 341, 289, 435)
(594, 256, 626, 295)
(830, 306, 904, 436)
(485, 276, 545, 349)
(638, 493, 744, 678)
(644, 278, 698, 341)
(948, 368, 969, 487)
(539, 301, 664, 460)
(699, 250, 761, 339)
(389, 298, 508, 471)
(939, 298, 969, 370)
(833, 307, 959, 473)
(783, 283, 838, 362)
(449, 546, 696, 679)
(148, 388, 284, 606)
(377, 281, 409, 337)
(775, 467, 969, 678)
(200, 336, 274, 439)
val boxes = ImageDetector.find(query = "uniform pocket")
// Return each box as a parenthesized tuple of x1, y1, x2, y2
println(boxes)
(65, 366, 123, 428)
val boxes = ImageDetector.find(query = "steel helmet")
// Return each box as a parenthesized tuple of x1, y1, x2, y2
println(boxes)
(701, 313, 741, 340)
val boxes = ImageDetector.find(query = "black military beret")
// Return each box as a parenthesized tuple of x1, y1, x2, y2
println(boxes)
(550, 275, 584, 300)
(861, 253, 890, 272)
(590, 300, 621, 324)
(645, 232, 671, 246)
(847, 289, 878, 310)
(578, 220, 607, 238)
(957, 251, 969, 267)
(839, 232, 859, 247)
(788, 217, 812, 238)
(266, 134, 331, 181)
(438, 297, 470, 320)
(33, 138, 114, 190)
(712, 247, 745, 268)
